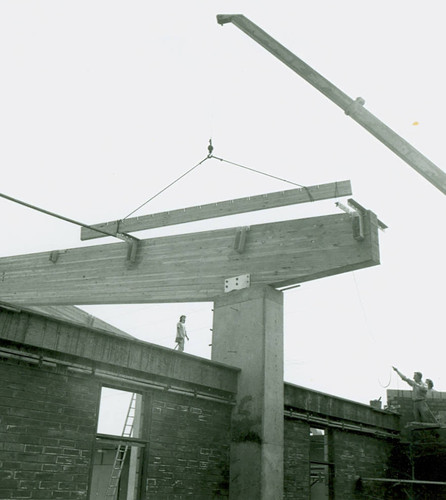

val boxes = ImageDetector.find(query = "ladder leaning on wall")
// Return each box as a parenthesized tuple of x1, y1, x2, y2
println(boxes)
(105, 392, 137, 499)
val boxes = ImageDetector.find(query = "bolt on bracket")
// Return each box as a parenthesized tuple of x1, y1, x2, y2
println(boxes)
(224, 274, 251, 293)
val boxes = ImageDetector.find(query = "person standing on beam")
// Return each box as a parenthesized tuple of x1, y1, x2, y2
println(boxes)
(175, 315, 189, 352)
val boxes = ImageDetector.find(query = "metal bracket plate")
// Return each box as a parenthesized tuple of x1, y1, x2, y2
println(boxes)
(224, 274, 251, 293)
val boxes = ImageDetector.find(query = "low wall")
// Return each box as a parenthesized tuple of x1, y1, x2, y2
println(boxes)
(284, 383, 400, 500)
(0, 306, 237, 500)
(0, 306, 412, 500)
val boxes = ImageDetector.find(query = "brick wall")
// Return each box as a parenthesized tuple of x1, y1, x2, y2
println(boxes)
(146, 391, 232, 499)
(283, 384, 400, 500)
(283, 420, 395, 499)
(0, 357, 233, 500)
(283, 419, 309, 499)
(0, 358, 100, 499)
(332, 430, 392, 499)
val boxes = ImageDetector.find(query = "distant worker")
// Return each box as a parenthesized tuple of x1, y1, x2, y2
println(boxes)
(426, 379, 435, 394)
(392, 366, 429, 422)
(175, 315, 189, 352)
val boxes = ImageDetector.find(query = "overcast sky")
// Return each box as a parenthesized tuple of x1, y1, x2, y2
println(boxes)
(1, 1, 445, 405)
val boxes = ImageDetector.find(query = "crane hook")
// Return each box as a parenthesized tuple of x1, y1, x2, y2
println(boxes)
(207, 138, 214, 157)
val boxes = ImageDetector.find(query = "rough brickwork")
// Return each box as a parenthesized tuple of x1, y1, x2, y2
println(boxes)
(3, 307, 421, 500)
(0, 358, 100, 499)
(283, 419, 309, 499)
(332, 430, 392, 499)
(283, 420, 394, 500)
(146, 390, 232, 499)
(283, 383, 400, 500)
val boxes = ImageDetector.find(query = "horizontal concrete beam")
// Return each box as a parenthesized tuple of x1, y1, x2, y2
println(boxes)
(0, 307, 239, 396)
(284, 383, 400, 432)
(0, 211, 380, 305)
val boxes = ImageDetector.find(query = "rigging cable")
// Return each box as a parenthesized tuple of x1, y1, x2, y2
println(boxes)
(123, 155, 211, 219)
(0, 192, 125, 241)
(123, 140, 315, 219)
(209, 154, 314, 201)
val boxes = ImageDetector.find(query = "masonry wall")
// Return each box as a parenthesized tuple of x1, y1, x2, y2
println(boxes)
(0, 356, 233, 500)
(283, 420, 395, 500)
(283, 419, 310, 499)
(0, 306, 238, 499)
(283, 383, 400, 500)
(332, 430, 392, 499)
(146, 391, 232, 499)
(0, 358, 100, 499)
(1, 306, 410, 500)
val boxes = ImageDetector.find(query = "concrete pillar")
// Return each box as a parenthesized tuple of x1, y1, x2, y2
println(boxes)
(212, 285, 284, 500)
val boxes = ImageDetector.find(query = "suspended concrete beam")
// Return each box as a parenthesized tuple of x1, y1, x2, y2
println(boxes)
(80, 180, 352, 241)
(0, 211, 380, 306)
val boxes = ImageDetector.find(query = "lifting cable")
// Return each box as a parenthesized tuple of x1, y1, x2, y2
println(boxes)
(0, 192, 124, 241)
(209, 154, 314, 202)
(123, 155, 211, 219)
(209, 154, 308, 189)
(1, 140, 315, 237)
(124, 139, 314, 218)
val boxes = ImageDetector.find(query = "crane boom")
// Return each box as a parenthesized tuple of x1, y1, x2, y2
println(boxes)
(217, 14, 446, 196)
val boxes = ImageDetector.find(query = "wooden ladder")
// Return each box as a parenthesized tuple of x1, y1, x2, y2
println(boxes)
(105, 393, 137, 499)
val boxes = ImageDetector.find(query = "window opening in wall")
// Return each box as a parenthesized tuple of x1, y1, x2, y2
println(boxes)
(310, 427, 333, 500)
(90, 387, 144, 500)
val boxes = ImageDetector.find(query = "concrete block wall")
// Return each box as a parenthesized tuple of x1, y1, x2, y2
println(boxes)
(146, 390, 232, 499)
(0, 358, 100, 499)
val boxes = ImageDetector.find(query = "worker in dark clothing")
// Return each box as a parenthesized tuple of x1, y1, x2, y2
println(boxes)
(393, 366, 429, 422)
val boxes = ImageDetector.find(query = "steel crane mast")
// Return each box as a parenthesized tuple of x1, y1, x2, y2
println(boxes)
(217, 14, 446, 196)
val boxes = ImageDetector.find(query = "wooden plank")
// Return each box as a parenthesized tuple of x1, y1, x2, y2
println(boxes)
(80, 180, 352, 240)
(0, 211, 379, 305)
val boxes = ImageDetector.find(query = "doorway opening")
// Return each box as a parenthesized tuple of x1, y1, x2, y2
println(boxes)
(310, 427, 333, 500)
(89, 387, 144, 500)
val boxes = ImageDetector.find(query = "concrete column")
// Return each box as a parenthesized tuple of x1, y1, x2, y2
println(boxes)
(212, 285, 284, 500)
